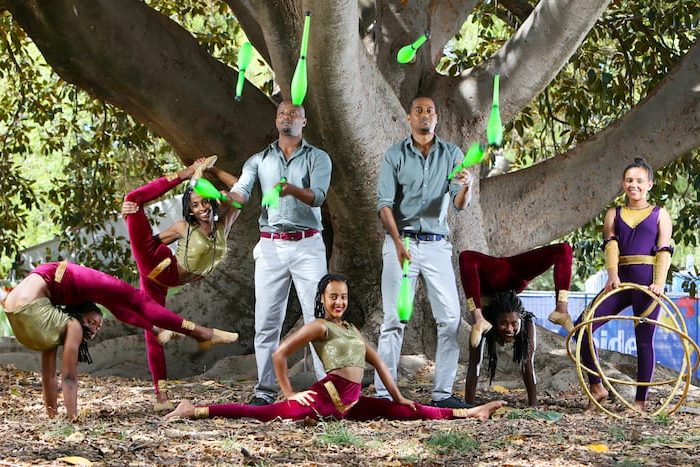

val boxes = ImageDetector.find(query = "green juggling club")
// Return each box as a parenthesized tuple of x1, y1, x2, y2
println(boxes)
(291, 12, 312, 106)
(396, 33, 429, 64)
(486, 74, 503, 148)
(192, 178, 243, 209)
(261, 177, 287, 208)
(447, 143, 485, 181)
(397, 237, 414, 323)
(235, 42, 254, 102)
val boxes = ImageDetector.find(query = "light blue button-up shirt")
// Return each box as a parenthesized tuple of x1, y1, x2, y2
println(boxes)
(377, 135, 465, 235)
(233, 139, 332, 232)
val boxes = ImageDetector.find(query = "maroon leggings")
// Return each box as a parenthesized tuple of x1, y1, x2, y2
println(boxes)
(32, 262, 192, 334)
(204, 374, 457, 421)
(124, 176, 184, 394)
(459, 243, 573, 310)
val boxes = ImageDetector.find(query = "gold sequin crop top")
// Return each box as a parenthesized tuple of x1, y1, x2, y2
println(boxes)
(312, 320, 366, 372)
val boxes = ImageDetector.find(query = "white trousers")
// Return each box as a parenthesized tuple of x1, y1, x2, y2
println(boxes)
(374, 235, 462, 401)
(252, 234, 327, 401)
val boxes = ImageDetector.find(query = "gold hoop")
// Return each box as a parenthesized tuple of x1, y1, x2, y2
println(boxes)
(566, 283, 700, 418)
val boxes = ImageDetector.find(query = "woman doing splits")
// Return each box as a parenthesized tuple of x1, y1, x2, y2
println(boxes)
(166, 274, 505, 422)
(575, 158, 672, 412)
(122, 156, 239, 410)
(2, 261, 238, 421)
(459, 243, 574, 349)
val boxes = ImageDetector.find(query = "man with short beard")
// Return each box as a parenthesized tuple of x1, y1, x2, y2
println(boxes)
(231, 100, 332, 406)
(374, 96, 473, 409)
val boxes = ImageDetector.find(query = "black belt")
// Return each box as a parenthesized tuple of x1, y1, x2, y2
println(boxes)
(401, 231, 445, 241)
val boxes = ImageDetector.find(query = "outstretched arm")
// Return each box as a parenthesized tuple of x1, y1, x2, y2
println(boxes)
(465, 342, 482, 404)
(61, 320, 84, 421)
(41, 348, 59, 418)
(364, 338, 415, 410)
(273, 320, 326, 404)
(521, 320, 537, 406)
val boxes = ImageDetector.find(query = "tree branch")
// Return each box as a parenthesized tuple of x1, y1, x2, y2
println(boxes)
(373, 0, 478, 108)
(223, 0, 271, 65)
(481, 38, 700, 255)
(6, 0, 277, 169)
(429, 0, 612, 146)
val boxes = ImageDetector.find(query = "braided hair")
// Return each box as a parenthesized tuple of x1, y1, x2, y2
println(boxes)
(623, 157, 654, 182)
(181, 185, 220, 274)
(314, 273, 350, 319)
(62, 302, 102, 364)
(482, 290, 534, 383)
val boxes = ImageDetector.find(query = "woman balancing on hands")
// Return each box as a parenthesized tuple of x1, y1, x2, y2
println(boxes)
(122, 156, 240, 411)
(2, 261, 238, 422)
(575, 157, 673, 412)
(166, 274, 505, 422)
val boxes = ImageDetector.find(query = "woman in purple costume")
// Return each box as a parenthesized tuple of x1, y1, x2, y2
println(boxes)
(2, 261, 238, 421)
(575, 158, 673, 412)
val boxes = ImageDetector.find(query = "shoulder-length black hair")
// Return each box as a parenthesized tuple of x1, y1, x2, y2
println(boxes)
(482, 290, 534, 383)
(62, 302, 102, 364)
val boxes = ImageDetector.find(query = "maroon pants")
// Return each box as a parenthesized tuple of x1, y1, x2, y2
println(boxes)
(32, 262, 192, 334)
(459, 243, 573, 310)
(204, 374, 457, 421)
(124, 176, 184, 395)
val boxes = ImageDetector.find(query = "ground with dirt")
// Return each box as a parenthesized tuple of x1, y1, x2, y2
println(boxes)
(1, 364, 699, 466)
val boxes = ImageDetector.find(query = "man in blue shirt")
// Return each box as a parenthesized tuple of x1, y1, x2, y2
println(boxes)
(231, 101, 332, 405)
(375, 97, 473, 409)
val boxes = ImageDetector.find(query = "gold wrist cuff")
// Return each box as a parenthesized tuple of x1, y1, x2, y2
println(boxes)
(653, 251, 672, 286)
(194, 407, 209, 419)
(466, 297, 477, 313)
(604, 240, 619, 271)
(165, 172, 179, 182)
(181, 320, 196, 331)
(557, 290, 569, 303)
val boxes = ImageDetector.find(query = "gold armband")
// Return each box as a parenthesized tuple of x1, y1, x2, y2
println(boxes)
(466, 297, 477, 313)
(604, 240, 619, 272)
(181, 319, 196, 331)
(653, 250, 672, 286)
(557, 290, 569, 303)
(194, 407, 209, 419)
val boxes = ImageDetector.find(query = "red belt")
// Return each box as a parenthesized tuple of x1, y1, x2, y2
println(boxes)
(260, 229, 319, 241)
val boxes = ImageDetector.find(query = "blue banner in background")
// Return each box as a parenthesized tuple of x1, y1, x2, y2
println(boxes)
(520, 291, 700, 381)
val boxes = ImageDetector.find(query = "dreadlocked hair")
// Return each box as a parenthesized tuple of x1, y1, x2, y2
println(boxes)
(62, 302, 102, 364)
(182, 185, 219, 225)
(482, 290, 534, 383)
(314, 273, 350, 319)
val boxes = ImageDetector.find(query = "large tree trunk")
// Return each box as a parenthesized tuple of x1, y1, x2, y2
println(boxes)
(4, 0, 700, 374)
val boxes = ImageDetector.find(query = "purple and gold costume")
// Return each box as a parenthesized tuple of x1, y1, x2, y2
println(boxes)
(576, 206, 664, 401)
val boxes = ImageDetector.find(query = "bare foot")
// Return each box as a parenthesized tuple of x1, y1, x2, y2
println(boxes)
(458, 400, 507, 421)
(164, 400, 196, 420)
(585, 384, 608, 412)
(633, 400, 646, 412)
